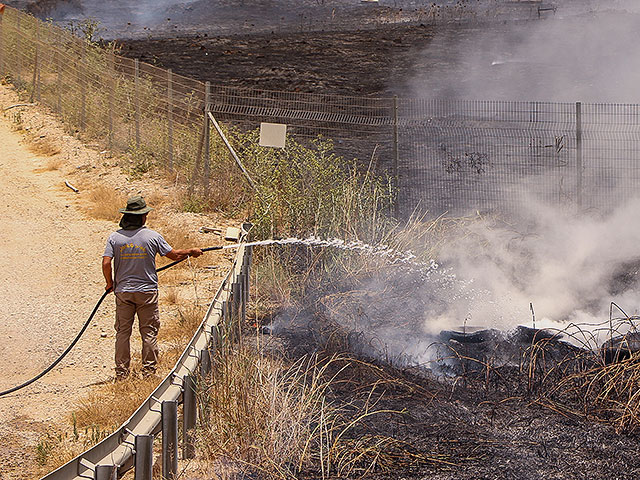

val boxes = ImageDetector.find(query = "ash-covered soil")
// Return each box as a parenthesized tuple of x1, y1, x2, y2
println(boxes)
(260, 316, 640, 480)
(118, 23, 439, 97)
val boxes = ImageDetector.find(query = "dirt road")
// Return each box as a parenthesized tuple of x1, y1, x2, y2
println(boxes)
(0, 89, 118, 478)
(0, 82, 236, 479)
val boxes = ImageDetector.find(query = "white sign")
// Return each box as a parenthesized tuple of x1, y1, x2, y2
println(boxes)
(259, 122, 287, 148)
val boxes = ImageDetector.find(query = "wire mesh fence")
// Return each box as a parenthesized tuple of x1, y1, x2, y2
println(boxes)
(1, 5, 639, 221)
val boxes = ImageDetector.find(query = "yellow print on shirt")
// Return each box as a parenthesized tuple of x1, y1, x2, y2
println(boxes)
(120, 243, 147, 259)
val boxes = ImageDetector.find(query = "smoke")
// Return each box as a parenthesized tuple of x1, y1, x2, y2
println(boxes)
(403, 7, 640, 103)
(316, 195, 640, 369)
(26, 0, 201, 38)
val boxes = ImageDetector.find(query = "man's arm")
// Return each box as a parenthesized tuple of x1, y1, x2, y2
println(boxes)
(102, 256, 114, 293)
(165, 248, 203, 262)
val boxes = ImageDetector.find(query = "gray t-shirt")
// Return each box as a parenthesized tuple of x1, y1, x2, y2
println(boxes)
(103, 226, 173, 293)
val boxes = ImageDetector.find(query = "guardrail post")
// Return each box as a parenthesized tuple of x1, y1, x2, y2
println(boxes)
(222, 299, 230, 328)
(232, 280, 241, 340)
(95, 464, 118, 480)
(200, 346, 211, 378)
(209, 323, 219, 356)
(182, 374, 197, 459)
(232, 281, 240, 321)
(134, 434, 154, 480)
(161, 400, 178, 480)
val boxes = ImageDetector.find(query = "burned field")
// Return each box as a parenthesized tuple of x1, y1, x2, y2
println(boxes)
(118, 23, 438, 97)
(262, 307, 640, 479)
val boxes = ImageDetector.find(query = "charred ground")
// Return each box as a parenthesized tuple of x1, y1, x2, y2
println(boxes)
(117, 23, 441, 97)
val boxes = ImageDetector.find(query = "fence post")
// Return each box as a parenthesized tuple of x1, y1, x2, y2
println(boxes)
(167, 69, 174, 171)
(392, 95, 400, 217)
(0, 7, 4, 76)
(161, 400, 178, 480)
(182, 374, 197, 459)
(203, 81, 211, 189)
(134, 434, 153, 480)
(56, 31, 61, 114)
(576, 101, 582, 212)
(79, 42, 86, 131)
(30, 22, 39, 102)
(108, 51, 114, 150)
(95, 464, 118, 480)
(16, 15, 21, 85)
(135, 58, 140, 147)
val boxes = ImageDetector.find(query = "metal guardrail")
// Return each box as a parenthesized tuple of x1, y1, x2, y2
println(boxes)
(41, 239, 253, 480)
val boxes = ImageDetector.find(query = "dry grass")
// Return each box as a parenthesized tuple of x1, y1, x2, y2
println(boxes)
(162, 285, 180, 304)
(27, 135, 62, 157)
(83, 185, 126, 222)
(73, 374, 161, 430)
(194, 347, 414, 479)
(160, 304, 206, 344)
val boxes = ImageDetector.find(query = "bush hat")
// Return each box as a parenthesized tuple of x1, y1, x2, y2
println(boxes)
(119, 195, 153, 215)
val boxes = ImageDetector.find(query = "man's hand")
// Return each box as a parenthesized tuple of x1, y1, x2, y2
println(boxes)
(105, 283, 114, 294)
(166, 248, 203, 261)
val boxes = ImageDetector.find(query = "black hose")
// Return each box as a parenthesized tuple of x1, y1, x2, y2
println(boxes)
(0, 245, 225, 398)
(156, 245, 224, 272)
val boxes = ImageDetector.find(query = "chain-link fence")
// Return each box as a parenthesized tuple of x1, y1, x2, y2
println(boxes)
(2, 5, 639, 221)
(0, 6, 208, 183)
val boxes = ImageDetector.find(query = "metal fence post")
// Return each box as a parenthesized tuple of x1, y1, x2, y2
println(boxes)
(182, 374, 197, 459)
(95, 464, 118, 480)
(0, 7, 4, 76)
(56, 31, 61, 114)
(30, 22, 39, 102)
(134, 434, 153, 480)
(79, 42, 86, 131)
(16, 15, 21, 85)
(108, 51, 114, 150)
(135, 58, 140, 147)
(161, 400, 178, 480)
(576, 101, 583, 213)
(167, 68, 174, 171)
(204, 81, 211, 189)
(393, 95, 399, 217)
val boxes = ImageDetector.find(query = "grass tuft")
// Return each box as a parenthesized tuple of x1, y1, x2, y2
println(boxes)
(84, 185, 126, 222)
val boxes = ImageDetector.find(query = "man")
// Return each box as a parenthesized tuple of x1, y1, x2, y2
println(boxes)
(102, 195, 202, 379)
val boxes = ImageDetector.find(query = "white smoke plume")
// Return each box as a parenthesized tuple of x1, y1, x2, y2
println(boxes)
(403, 6, 640, 103)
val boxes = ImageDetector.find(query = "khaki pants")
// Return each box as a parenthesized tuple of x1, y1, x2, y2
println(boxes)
(114, 291, 160, 377)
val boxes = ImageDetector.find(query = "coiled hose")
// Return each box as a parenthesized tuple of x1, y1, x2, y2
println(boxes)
(0, 246, 224, 397)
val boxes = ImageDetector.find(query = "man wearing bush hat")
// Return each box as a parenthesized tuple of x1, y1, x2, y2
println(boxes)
(102, 195, 202, 379)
